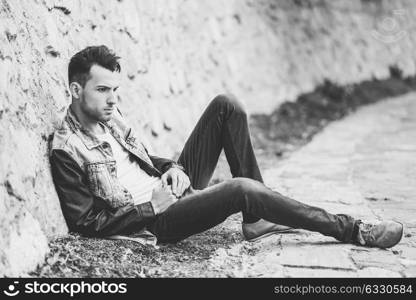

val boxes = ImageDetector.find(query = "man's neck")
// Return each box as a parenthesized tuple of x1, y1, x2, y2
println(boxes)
(70, 104, 105, 135)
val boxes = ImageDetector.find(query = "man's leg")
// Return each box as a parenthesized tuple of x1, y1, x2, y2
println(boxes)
(177, 94, 261, 223)
(148, 178, 356, 243)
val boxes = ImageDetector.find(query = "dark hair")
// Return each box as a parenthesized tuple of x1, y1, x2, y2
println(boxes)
(68, 45, 121, 87)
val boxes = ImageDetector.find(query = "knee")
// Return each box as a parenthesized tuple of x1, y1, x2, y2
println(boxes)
(211, 94, 247, 116)
(227, 177, 262, 195)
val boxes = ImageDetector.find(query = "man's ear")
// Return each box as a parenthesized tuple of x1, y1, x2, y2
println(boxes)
(69, 82, 82, 100)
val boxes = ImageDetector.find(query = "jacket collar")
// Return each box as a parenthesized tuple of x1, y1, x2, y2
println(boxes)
(64, 106, 157, 171)
(65, 106, 107, 150)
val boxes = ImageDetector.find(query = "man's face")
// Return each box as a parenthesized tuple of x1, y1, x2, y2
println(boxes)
(78, 64, 121, 123)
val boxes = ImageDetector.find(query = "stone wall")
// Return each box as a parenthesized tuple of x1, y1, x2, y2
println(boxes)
(1, 0, 416, 275)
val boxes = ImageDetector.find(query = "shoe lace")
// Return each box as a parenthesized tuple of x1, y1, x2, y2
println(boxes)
(357, 221, 376, 245)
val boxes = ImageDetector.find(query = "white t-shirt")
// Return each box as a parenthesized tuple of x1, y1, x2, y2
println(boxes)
(96, 127, 162, 205)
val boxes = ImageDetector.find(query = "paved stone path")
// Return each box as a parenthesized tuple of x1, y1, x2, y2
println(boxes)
(208, 93, 416, 277)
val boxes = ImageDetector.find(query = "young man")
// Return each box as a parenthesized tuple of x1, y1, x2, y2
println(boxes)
(50, 45, 403, 249)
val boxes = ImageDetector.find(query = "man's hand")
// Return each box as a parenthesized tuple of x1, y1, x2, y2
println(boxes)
(150, 185, 177, 215)
(161, 167, 191, 197)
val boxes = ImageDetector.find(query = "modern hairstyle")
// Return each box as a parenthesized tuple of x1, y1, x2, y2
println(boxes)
(68, 45, 121, 87)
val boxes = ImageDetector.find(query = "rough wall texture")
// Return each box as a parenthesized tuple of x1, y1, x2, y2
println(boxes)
(1, 0, 416, 275)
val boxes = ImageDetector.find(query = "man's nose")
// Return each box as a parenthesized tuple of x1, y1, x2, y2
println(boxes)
(107, 91, 117, 105)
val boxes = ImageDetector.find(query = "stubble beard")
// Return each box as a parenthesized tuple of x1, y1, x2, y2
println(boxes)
(80, 103, 109, 124)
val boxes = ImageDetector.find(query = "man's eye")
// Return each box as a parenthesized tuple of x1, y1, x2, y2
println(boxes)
(97, 88, 107, 92)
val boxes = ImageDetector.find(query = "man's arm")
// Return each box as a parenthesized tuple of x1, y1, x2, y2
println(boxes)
(148, 154, 185, 174)
(50, 149, 156, 237)
(140, 141, 185, 173)
(143, 148, 190, 196)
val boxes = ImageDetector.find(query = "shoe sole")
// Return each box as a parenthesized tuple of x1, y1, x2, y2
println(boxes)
(247, 228, 295, 242)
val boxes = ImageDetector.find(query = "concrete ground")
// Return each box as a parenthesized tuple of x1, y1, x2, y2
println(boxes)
(207, 93, 416, 277)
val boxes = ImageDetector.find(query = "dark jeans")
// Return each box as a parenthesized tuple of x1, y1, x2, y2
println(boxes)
(147, 94, 356, 243)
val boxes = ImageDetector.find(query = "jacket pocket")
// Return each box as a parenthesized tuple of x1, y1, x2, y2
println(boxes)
(85, 161, 122, 208)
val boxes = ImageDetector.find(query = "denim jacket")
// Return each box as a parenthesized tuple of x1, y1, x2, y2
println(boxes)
(50, 106, 181, 239)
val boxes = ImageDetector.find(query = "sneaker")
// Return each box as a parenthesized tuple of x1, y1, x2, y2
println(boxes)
(355, 220, 403, 248)
(242, 219, 294, 242)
